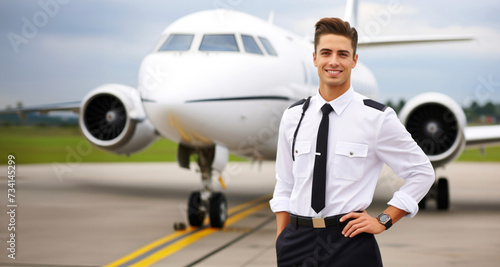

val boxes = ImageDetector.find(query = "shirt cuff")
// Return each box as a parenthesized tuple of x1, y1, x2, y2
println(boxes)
(387, 191, 419, 218)
(269, 197, 290, 213)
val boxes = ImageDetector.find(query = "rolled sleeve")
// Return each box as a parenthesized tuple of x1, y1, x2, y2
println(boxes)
(388, 191, 419, 218)
(270, 173, 292, 212)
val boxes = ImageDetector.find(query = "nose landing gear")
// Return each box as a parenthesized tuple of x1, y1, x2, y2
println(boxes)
(179, 144, 229, 228)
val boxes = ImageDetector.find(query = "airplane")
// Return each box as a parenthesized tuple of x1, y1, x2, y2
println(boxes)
(2, 0, 500, 228)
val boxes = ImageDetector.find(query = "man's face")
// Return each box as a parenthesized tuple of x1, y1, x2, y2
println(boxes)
(313, 34, 358, 92)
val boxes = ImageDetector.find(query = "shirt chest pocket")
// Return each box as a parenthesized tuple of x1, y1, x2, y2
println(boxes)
(333, 142, 368, 181)
(292, 141, 313, 178)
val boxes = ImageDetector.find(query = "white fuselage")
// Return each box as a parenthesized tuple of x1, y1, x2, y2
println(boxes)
(138, 10, 378, 160)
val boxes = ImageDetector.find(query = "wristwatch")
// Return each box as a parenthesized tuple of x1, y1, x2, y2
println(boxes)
(377, 213, 393, 230)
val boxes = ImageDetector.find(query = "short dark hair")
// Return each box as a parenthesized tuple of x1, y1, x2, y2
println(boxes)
(314, 17, 358, 57)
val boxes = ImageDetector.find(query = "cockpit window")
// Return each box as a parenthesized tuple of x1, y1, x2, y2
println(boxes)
(258, 37, 277, 56)
(199, 34, 239, 52)
(241, 35, 263, 55)
(159, 34, 194, 51)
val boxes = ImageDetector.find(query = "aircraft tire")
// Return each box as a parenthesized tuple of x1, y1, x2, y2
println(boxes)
(436, 177, 450, 210)
(418, 195, 427, 210)
(209, 192, 227, 228)
(188, 191, 205, 227)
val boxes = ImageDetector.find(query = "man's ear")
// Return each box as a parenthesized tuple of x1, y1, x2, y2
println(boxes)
(313, 52, 318, 67)
(352, 53, 358, 69)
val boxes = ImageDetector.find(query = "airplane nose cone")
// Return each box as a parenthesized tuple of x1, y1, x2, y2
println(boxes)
(137, 52, 292, 157)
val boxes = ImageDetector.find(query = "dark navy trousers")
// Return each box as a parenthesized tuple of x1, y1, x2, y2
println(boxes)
(276, 223, 383, 267)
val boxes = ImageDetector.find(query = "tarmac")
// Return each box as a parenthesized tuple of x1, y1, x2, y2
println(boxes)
(0, 161, 499, 266)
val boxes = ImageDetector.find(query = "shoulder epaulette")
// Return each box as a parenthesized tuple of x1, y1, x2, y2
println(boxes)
(363, 99, 387, 112)
(288, 98, 307, 109)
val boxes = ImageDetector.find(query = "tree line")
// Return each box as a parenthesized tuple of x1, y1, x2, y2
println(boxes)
(2, 100, 499, 126)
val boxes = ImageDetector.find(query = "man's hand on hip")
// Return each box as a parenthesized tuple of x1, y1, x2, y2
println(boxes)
(340, 210, 385, 238)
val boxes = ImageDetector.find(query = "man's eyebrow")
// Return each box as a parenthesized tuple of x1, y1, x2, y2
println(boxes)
(318, 48, 351, 55)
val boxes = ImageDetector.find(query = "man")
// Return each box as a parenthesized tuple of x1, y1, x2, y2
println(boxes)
(270, 17, 435, 266)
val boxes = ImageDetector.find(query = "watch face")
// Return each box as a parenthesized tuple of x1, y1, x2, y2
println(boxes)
(379, 214, 390, 224)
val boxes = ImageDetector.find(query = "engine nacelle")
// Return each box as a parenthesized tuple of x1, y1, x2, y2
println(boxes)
(79, 84, 158, 155)
(398, 92, 466, 168)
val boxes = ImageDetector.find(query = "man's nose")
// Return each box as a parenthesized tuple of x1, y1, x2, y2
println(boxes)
(328, 56, 339, 67)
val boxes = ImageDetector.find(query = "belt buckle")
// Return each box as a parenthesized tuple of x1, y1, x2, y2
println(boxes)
(312, 218, 326, 228)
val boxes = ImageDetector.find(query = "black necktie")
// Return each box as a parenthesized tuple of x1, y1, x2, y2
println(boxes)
(312, 104, 333, 213)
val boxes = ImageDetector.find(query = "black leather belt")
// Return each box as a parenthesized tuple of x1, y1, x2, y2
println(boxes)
(289, 213, 357, 228)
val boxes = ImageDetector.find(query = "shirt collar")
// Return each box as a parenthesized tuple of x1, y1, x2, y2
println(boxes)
(313, 87, 354, 116)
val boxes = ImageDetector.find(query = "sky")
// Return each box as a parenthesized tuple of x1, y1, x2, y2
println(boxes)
(1, 0, 500, 110)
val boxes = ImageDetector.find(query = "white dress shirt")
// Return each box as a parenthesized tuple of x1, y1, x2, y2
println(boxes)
(270, 87, 435, 218)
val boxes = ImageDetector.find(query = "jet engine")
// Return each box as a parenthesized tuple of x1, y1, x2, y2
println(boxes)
(398, 92, 466, 168)
(79, 84, 157, 155)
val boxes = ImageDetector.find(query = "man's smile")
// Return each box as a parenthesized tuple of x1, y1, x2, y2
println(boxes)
(326, 69, 342, 77)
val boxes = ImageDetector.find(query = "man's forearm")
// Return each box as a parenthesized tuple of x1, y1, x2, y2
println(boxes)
(383, 205, 407, 224)
(275, 211, 290, 241)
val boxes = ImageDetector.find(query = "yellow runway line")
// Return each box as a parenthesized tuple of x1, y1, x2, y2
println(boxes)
(102, 229, 193, 267)
(104, 194, 272, 267)
(227, 193, 271, 214)
(130, 202, 270, 266)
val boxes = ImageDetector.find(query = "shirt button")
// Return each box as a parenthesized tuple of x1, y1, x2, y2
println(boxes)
(350, 152, 354, 156)
(295, 150, 298, 154)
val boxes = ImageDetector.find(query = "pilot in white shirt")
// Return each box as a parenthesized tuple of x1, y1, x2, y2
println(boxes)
(271, 17, 435, 267)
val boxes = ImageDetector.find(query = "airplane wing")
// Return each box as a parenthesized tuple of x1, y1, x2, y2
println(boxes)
(0, 101, 80, 120)
(464, 125, 500, 148)
(343, 0, 474, 48)
(358, 34, 474, 47)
